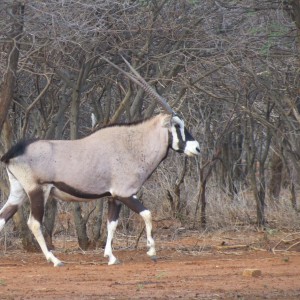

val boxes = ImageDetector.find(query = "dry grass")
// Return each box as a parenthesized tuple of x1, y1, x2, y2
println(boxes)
(202, 188, 300, 232)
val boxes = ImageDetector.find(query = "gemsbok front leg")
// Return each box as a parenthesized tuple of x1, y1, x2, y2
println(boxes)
(104, 199, 122, 265)
(27, 186, 63, 267)
(119, 195, 156, 261)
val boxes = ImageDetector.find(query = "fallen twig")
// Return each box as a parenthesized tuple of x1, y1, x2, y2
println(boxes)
(272, 232, 300, 253)
(215, 244, 248, 250)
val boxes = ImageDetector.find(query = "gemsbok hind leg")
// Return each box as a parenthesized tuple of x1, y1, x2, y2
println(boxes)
(119, 195, 156, 261)
(0, 171, 27, 231)
(27, 185, 63, 267)
(104, 199, 122, 265)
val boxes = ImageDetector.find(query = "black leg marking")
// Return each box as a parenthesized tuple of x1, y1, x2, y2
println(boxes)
(108, 199, 122, 222)
(28, 188, 44, 223)
(27, 188, 63, 267)
(105, 199, 122, 265)
(0, 205, 18, 222)
(118, 195, 156, 260)
(118, 195, 146, 214)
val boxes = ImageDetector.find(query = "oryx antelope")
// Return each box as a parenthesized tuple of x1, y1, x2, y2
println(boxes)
(0, 58, 200, 266)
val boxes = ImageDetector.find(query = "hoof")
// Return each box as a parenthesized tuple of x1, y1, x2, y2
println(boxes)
(150, 256, 157, 263)
(108, 258, 121, 265)
(54, 261, 65, 267)
(113, 258, 121, 265)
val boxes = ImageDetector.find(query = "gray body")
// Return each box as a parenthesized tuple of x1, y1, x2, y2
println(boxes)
(21, 114, 169, 199)
(0, 113, 200, 266)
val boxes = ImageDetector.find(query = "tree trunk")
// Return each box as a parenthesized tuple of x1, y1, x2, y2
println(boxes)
(91, 199, 106, 248)
(193, 150, 220, 229)
(0, 2, 24, 134)
(256, 189, 266, 227)
(290, 182, 298, 211)
(165, 158, 187, 220)
(286, 1, 300, 35)
(249, 167, 265, 227)
(0, 119, 13, 154)
(43, 197, 57, 250)
(200, 180, 207, 229)
(285, 1, 300, 212)
(244, 113, 271, 228)
(269, 150, 283, 201)
(130, 89, 145, 121)
(174, 158, 187, 220)
(73, 203, 90, 250)
(193, 172, 207, 229)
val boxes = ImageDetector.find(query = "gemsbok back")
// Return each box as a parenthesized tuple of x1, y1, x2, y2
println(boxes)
(0, 58, 200, 266)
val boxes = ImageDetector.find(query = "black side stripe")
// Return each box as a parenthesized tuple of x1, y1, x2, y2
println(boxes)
(51, 181, 111, 199)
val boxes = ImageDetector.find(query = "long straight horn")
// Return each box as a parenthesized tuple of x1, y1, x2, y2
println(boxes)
(102, 56, 174, 114)
(121, 56, 174, 114)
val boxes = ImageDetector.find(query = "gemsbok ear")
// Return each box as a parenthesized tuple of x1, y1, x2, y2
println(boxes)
(170, 115, 185, 128)
(162, 115, 172, 128)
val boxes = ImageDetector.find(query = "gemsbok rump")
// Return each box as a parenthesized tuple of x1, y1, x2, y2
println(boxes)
(0, 58, 200, 266)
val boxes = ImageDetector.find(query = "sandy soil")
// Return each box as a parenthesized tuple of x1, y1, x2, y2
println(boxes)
(0, 231, 299, 299)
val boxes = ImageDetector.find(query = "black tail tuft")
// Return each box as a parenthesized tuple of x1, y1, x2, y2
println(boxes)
(1, 139, 38, 164)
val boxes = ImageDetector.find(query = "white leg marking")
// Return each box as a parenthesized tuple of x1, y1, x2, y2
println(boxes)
(104, 220, 119, 265)
(140, 210, 156, 257)
(42, 185, 52, 205)
(0, 171, 27, 233)
(27, 215, 63, 267)
(0, 171, 27, 210)
(0, 219, 5, 231)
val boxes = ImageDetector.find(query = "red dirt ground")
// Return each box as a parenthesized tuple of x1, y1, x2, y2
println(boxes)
(0, 231, 299, 299)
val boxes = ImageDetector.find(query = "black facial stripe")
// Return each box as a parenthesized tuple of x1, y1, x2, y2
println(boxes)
(174, 124, 185, 152)
(175, 124, 183, 141)
(173, 124, 197, 152)
(52, 181, 111, 199)
(184, 128, 196, 141)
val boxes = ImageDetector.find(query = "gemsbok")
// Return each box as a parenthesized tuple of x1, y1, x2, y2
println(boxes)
(0, 57, 200, 266)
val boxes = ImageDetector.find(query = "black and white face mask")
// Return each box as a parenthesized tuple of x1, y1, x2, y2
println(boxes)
(170, 115, 200, 157)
